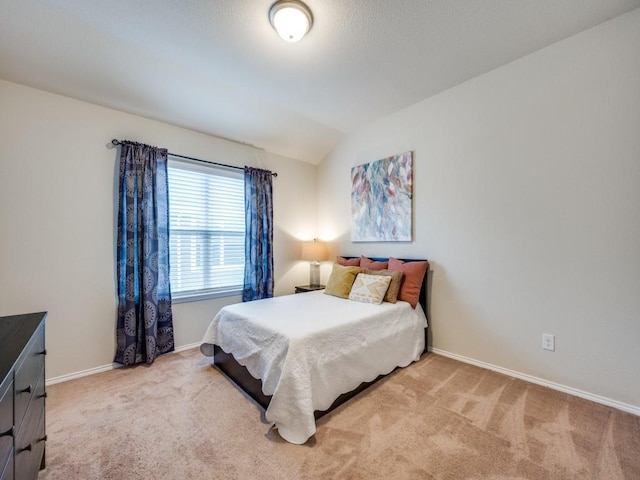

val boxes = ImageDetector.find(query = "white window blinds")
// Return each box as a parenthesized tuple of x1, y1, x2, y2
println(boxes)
(167, 156, 245, 300)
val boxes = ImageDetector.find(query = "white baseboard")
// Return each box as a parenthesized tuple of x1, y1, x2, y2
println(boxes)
(174, 341, 201, 353)
(45, 342, 201, 386)
(46, 362, 122, 386)
(429, 347, 640, 417)
(45, 343, 640, 417)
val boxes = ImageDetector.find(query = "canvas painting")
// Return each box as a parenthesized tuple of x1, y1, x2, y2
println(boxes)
(351, 151, 413, 242)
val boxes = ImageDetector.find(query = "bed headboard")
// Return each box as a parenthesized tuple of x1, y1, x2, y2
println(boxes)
(341, 257, 429, 318)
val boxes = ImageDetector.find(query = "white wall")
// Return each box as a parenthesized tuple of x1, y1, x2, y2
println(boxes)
(318, 10, 640, 408)
(0, 80, 316, 379)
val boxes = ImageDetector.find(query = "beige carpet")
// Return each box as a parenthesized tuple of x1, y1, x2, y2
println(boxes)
(40, 348, 639, 480)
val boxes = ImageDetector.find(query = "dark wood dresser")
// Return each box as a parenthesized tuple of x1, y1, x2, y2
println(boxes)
(0, 313, 47, 480)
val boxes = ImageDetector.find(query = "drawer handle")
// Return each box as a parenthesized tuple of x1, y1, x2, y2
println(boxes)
(18, 384, 32, 394)
(39, 434, 48, 443)
(18, 443, 32, 453)
(0, 426, 14, 438)
(39, 349, 47, 356)
(39, 392, 48, 399)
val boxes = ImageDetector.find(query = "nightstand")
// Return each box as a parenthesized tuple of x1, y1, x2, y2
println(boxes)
(294, 285, 325, 294)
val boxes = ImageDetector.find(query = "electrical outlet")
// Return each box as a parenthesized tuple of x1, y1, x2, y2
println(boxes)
(542, 333, 555, 351)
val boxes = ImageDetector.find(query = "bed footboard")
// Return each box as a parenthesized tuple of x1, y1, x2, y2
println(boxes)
(213, 344, 414, 420)
(213, 344, 271, 409)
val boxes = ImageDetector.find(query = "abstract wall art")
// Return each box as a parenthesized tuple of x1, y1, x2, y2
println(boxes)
(351, 151, 413, 242)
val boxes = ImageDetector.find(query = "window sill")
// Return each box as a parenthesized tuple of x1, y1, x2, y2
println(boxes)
(172, 289, 242, 304)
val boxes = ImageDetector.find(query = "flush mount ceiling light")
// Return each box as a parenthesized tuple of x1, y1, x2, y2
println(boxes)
(269, 0, 313, 43)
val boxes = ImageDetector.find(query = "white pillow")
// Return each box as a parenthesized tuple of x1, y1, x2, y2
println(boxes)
(348, 273, 392, 305)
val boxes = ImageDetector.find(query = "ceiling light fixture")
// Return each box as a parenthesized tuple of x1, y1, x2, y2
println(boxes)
(269, 0, 313, 43)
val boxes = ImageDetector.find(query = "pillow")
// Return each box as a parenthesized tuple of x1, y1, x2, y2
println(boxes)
(348, 273, 392, 305)
(361, 268, 403, 303)
(360, 256, 388, 270)
(324, 263, 361, 298)
(336, 256, 360, 266)
(388, 257, 429, 308)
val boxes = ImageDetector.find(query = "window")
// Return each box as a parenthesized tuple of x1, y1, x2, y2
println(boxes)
(167, 156, 245, 301)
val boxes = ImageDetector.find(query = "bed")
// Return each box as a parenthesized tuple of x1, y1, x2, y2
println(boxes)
(200, 257, 429, 444)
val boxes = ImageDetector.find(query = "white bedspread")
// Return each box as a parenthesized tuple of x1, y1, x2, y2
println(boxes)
(201, 290, 427, 444)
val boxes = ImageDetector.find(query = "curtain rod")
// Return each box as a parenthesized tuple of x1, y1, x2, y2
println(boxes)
(110, 139, 277, 177)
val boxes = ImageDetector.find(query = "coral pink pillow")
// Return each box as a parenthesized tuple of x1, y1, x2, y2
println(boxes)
(337, 256, 360, 266)
(388, 257, 429, 308)
(360, 256, 388, 270)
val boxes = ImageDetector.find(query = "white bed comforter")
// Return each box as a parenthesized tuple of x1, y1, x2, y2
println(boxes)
(201, 290, 427, 444)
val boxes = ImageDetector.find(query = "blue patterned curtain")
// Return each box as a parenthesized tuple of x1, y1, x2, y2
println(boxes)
(243, 167, 274, 301)
(115, 141, 174, 365)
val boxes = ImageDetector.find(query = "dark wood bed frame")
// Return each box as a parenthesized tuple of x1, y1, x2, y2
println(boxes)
(212, 257, 429, 421)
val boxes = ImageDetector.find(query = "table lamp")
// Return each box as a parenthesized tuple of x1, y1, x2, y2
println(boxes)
(300, 239, 328, 287)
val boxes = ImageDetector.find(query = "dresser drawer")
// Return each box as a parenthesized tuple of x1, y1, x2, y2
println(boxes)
(15, 396, 44, 480)
(14, 327, 45, 428)
(15, 368, 45, 446)
(0, 379, 13, 471)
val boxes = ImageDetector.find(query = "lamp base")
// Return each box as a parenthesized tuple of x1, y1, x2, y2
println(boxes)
(309, 262, 320, 287)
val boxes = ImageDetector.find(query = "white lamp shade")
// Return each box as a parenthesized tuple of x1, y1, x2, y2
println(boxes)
(301, 240, 328, 262)
(269, 1, 313, 42)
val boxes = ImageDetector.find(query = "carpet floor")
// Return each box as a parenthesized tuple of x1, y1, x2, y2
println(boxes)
(39, 348, 639, 479)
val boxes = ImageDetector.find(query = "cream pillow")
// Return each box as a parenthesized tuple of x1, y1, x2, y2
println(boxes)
(348, 273, 392, 305)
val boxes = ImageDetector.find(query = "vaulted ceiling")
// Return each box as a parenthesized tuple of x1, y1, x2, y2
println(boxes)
(2, 0, 639, 163)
